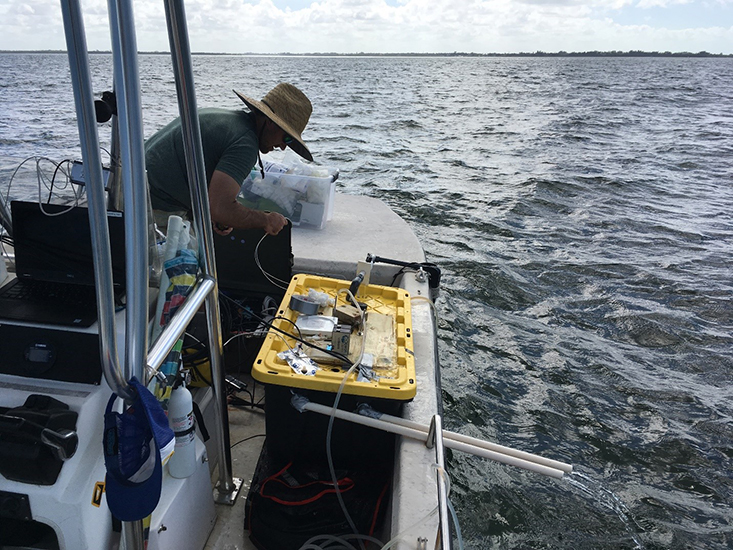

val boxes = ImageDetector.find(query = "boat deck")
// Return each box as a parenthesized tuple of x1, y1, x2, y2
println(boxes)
(0, 192, 441, 550)
(202, 372, 265, 550)
(202, 193, 439, 549)
(291, 193, 426, 282)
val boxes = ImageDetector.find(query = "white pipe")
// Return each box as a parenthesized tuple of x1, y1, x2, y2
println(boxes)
(301, 402, 566, 479)
(368, 408, 573, 474)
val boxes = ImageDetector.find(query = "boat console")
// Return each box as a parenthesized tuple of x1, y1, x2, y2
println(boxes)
(0, 359, 120, 548)
(0, 310, 217, 550)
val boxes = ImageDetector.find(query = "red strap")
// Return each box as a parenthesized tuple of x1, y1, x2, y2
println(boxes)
(259, 464, 355, 506)
(369, 480, 390, 536)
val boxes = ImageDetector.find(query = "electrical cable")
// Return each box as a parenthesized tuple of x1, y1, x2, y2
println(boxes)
(230, 433, 266, 449)
(4, 157, 70, 205)
(223, 331, 257, 347)
(219, 291, 351, 365)
(272, 315, 303, 339)
(254, 232, 290, 290)
(46, 160, 69, 203)
(184, 330, 206, 348)
(35, 159, 82, 213)
(389, 266, 411, 287)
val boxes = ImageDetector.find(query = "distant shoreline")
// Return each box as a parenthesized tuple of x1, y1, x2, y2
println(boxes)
(2, 50, 731, 58)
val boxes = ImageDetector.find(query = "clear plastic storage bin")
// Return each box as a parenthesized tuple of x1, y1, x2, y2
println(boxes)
(237, 151, 338, 230)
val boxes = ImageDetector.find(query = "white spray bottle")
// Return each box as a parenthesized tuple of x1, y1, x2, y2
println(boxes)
(167, 370, 196, 478)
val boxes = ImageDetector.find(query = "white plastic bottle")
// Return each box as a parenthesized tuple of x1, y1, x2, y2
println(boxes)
(167, 381, 196, 478)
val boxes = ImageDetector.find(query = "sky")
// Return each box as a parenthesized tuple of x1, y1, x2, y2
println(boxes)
(0, 0, 731, 54)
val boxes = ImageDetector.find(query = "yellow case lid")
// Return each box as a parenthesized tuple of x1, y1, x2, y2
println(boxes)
(252, 273, 416, 400)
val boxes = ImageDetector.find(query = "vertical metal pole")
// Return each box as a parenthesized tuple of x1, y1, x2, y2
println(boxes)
(122, 520, 146, 550)
(0, 196, 11, 235)
(58, 0, 130, 400)
(162, 0, 239, 503)
(432, 415, 452, 550)
(60, 0, 142, 547)
(107, 0, 150, 387)
(105, 0, 151, 546)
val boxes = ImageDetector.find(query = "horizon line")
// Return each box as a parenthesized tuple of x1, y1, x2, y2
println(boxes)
(1, 49, 732, 57)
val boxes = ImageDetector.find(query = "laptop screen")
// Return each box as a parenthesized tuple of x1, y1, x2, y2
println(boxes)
(11, 201, 126, 288)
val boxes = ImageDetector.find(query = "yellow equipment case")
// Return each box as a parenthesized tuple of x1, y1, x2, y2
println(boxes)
(252, 273, 416, 400)
(251, 273, 416, 468)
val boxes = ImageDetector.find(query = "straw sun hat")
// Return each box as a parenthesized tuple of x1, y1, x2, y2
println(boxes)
(234, 83, 313, 162)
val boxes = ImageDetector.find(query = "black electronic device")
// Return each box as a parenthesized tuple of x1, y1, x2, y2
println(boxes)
(210, 222, 293, 375)
(0, 323, 104, 384)
(0, 201, 125, 327)
(213, 221, 293, 298)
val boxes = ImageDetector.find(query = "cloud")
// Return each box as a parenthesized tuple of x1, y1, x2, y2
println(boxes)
(0, 0, 731, 53)
(636, 0, 693, 7)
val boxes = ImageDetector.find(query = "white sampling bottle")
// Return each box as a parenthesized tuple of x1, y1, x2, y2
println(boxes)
(167, 380, 196, 478)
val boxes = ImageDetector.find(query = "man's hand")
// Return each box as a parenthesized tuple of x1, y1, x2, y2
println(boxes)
(213, 222, 233, 236)
(264, 212, 288, 235)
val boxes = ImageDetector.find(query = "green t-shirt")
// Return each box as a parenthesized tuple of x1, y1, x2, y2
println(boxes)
(145, 108, 258, 213)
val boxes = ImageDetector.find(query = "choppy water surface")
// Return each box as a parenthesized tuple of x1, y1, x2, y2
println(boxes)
(1, 53, 732, 549)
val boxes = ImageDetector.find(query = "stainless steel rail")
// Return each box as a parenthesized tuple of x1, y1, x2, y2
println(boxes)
(147, 276, 216, 375)
(0, 195, 12, 236)
(60, 0, 130, 400)
(61, 0, 144, 547)
(60, 0, 237, 546)
(162, 0, 240, 504)
(430, 414, 452, 550)
(107, 0, 150, 393)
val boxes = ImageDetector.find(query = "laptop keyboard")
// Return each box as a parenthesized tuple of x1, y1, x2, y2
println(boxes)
(1, 279, 97, 305)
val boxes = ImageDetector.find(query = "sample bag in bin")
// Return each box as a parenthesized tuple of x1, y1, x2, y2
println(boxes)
(238, 150, 338, 230)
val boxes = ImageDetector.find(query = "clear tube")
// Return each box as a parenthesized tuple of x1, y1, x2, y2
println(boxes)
(447, 498, 465, 550)
(324, 288, 367, 549)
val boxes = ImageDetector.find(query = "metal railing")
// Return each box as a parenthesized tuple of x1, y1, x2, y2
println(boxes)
(428, 414, 452, 550)
(59, 0, 239, 547)
(60, 0, 130, 400)
(162, 0, 239, 503)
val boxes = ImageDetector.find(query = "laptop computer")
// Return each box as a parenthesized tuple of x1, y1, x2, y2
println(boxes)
(0, 201, 126, 327)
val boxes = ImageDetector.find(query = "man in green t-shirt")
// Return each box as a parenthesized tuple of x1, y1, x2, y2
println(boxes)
(145, 82, 313, 236)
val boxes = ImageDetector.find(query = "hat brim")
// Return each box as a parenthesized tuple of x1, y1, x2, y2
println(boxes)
(234, 90, 313, 162)
(105, 440, 163, 522)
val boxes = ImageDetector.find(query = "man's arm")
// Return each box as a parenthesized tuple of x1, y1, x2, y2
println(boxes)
(208, 169, 287, 235)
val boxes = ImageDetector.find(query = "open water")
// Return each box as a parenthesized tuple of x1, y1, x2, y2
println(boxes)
(1, 53, 732, 549)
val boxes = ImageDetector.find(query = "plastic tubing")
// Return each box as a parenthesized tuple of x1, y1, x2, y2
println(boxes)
(324, 288, 367, 549)
(447, 497, 465, 550)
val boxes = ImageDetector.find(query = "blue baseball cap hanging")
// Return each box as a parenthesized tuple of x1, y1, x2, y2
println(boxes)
(103, 377, 175, 521)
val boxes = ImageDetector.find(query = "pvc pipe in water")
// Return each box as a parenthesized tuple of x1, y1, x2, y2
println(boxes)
(365, 407, 573, 474)
(301, 402, 567, 479)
